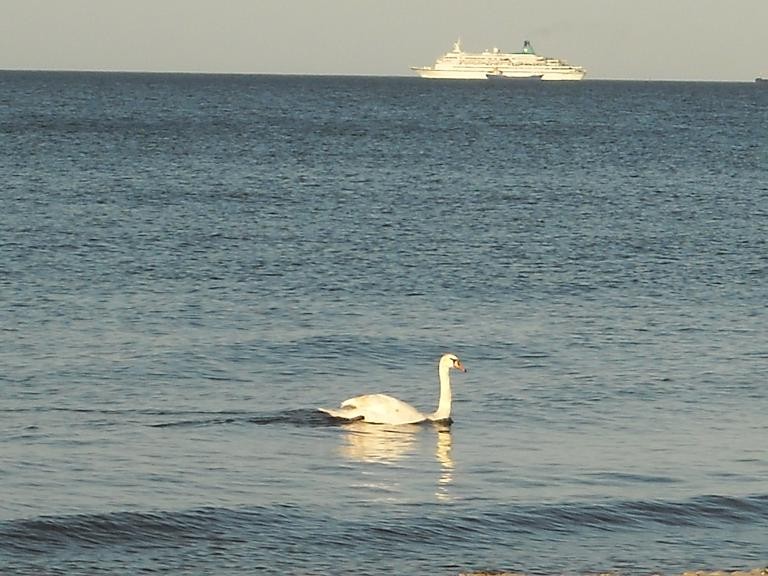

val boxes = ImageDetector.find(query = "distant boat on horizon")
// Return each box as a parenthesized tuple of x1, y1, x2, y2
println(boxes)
(756, 77, 767, 83)
(411, 39, 585, 81)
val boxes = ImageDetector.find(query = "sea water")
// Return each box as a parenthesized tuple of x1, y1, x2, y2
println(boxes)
(1, 72, 767, 575)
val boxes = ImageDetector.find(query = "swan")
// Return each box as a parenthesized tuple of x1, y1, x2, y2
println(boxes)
(319, 353, 466, 425)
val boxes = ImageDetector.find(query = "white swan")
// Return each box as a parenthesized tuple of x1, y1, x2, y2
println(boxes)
(319, 353, 466, 425)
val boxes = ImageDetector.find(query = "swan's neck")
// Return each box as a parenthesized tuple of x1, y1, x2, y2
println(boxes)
(430, 363, 452, 421)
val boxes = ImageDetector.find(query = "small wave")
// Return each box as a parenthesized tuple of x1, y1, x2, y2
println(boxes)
(0, 506, 303, 554)
(149, 408, 334, 428)
(0, 407, 241, 417)
(577, 471, 682, 486)
(3, 406, 343, 429)
(460, 494, 768, 535)
(5, 494, 764, 556)
(2, 406, 331, 424)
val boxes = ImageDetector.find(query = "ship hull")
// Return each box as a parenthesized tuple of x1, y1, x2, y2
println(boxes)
(412, 67, 585, 81)
(411, 67, 487, 80)
(487, 73, 543, 81)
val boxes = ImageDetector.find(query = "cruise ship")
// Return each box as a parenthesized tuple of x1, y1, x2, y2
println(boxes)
(412, 39, 586, 81)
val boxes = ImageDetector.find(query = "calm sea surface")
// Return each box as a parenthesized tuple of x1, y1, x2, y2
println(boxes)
(1, 72, 767, 575)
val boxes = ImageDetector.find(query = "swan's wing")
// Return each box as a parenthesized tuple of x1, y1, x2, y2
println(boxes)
(321, 394, 426, 425)
(339, 394, 383, 409)
(317, 394, 374, 420)
(318, 406, 364, 420)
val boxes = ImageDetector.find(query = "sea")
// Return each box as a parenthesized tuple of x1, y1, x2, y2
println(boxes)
(1, 71, 766, 576)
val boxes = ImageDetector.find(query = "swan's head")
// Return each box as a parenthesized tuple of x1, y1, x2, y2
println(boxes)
(441, 353, 466, 373)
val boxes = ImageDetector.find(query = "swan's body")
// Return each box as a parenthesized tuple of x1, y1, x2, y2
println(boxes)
(319, 353, 466, 425)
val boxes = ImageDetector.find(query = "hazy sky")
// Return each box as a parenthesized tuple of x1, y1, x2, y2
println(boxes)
(2, 0, 766, 80)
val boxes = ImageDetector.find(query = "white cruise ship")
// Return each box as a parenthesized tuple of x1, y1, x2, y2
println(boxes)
(412, 39, 586, 81)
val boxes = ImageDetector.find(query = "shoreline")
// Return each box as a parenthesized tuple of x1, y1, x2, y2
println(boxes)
(461, 569, 768, 576)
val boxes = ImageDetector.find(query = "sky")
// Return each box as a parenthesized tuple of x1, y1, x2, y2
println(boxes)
(2, 0, 767, 81)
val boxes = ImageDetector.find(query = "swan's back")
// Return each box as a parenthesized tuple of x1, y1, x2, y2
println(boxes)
(323, 393, 427, 425)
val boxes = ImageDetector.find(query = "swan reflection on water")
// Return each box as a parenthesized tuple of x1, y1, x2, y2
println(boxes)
(338, 421, 454, 500)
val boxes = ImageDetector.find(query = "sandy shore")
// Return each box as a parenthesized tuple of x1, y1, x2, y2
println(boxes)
(460, 568, 768, 576)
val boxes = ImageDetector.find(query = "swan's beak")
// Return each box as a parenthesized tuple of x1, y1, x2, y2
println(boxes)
(455, 361, 467, 373)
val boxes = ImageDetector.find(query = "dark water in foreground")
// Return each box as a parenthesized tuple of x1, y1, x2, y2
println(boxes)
(1, 72, 767, 575)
